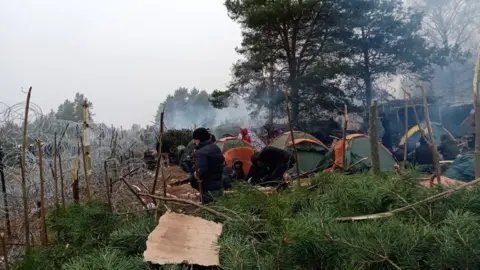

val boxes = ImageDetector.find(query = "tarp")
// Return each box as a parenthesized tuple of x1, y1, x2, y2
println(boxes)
(144, 211, 223, 266)
(269, 131, 329, 174)
(330, 134, 396, 172)
(443, 153, 475, 182)
(399, 122, 454, 153)
(215, 137, 257, 175)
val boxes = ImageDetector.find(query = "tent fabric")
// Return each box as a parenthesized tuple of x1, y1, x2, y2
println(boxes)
(270, 131, 327, 149)
(269, 131, 329, 174)
(331, 134, 396, 172)
(399, 122, 455, 153)
(223, 147, 256, 175)
(443, 153, 475, 182)
(215, 137, 257, 175)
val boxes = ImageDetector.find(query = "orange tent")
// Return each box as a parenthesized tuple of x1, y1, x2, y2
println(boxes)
(331, 134, 396, 171)
(215, 137, 257, 175)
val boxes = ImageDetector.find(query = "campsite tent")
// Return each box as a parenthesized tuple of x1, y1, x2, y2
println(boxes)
(215, 137, 257, 175)
(399, 122, 455, 153)
(329, 134, 396, 172)
(269, 131, 329, 174)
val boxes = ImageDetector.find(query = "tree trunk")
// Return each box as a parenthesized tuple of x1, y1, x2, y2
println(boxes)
(268, 65, 275, 127)
(473, 51, 480, 178)
(363, 49, 373, 114)
(362, 28, 373, 124)
(369, 101, 380, 175)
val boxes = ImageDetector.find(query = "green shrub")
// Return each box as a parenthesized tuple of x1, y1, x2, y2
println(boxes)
(62, 248, 149, 270)
(16, 172, 480, 269)
(47, 201, 118, 249)
(108, 215, 156, 256)
(164, 129, 192, 151)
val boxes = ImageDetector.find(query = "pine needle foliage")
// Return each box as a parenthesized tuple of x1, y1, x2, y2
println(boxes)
(210, 172, 480, 269)
(15, 172, 480, 269)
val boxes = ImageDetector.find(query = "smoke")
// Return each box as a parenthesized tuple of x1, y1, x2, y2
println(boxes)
(163, 97, 266, 132)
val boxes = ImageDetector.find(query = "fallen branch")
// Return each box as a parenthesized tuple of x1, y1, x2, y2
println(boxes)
(111, 167, 141, 185)
(337, 177, 480, 222)
(138, 193, 233, 221)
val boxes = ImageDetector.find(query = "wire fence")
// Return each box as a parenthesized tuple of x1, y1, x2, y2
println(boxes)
(0, 100, 160, 263)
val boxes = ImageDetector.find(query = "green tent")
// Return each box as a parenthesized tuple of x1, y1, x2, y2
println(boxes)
(269, 131, 329, 175)
(327, 134, 397, 172)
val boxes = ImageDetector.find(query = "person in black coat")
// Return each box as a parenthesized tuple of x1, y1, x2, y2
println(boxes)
(248, 146, 295, 186)
(189, 128, 225, 204)
(437, 134, 459, 160)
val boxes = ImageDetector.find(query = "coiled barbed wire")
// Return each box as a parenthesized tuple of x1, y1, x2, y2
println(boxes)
(0, 101, 154, 221)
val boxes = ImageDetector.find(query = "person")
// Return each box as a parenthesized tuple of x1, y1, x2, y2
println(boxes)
(189, 128, 225, 204)
(241, 128, 252, 144)
(248, 146, 295, 186)
(379, 113, 393, 151)
(437, 134, 459, 160)
(222, 158, 247, 189)
(413, 135, 435, 175)
(206, 128, 216, 142)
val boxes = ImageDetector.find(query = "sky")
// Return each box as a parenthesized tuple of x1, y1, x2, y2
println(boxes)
(0, 0, 242, 127)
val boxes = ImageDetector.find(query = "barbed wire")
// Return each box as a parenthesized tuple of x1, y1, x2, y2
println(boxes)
(0, 101, 154, 225)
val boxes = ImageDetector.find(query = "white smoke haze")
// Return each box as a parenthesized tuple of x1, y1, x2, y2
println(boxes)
(162, 97, 267, 133)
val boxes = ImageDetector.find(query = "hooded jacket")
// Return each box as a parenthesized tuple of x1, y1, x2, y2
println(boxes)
(241, 128, 252, 144)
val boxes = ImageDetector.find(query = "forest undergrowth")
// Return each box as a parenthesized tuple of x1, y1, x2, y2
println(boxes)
(15, 171, 480, 270)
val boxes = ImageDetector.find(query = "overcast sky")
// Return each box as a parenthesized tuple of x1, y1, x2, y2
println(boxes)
(0, 0, 242, 127)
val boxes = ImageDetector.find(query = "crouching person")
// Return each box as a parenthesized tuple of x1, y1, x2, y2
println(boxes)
(189, 128, 225, 204)
(222, 158, 247, 190)
(248, 146, 295, 187)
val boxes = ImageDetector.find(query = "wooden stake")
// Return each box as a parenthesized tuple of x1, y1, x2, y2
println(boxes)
(53, 133, 59, 209)
(369, 101, 380, 174)
(20, 86, 32, 247)
(72, 159, 80, 203)
(36, 141, 47, 245)
(58, 153, 65, 209)
(57, 124, 69, 209)
(342, 105, 348, 168)
(419, 82, 442, 184)
(151, 108, 165, 203)
(79, 136, 89, 199)
(284, 88, 300, 179)
(103, 161, 112, 211)
(0, 146, 11, 236)
(403, 96, 408, 167)
(82, 102, 93, 199)
(1, 232, 8, 270)
(473, 51, 480, 178)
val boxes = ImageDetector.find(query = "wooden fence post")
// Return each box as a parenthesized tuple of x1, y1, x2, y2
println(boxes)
(20, 86, 32, 247)
(36, 141, 48, 245)
(0, 146, 11, 236)
(369, 101, 380, 175)
(82, 102, 93, 199)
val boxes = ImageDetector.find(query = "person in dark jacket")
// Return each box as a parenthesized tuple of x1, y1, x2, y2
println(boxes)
(437, 134, 459, 160)
(189, 128, 225, 204)
(415, 136, 434, 165)
(248, 146, 295, 186)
